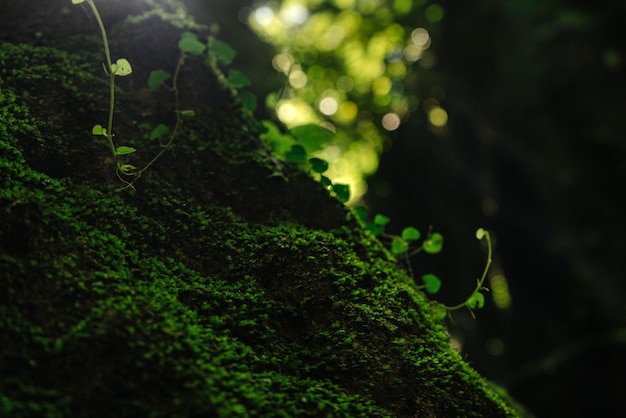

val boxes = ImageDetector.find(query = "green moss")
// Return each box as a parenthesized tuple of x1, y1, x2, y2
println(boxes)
(0, 2, 521, 417)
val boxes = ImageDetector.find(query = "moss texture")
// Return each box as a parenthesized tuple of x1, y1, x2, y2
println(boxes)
(1, 1, 520, 416)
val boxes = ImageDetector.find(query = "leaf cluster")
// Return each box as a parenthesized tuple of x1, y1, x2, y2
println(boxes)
(357, 209, 493, 321)
(260, 121, 351, 202)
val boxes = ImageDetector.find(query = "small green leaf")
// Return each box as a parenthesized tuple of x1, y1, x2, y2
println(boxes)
(71, 0, 85, 5)
(401, 227, 421, 242)
(391, 236, 409, 255)
(430, 303, 448, 321)
(423, 232, 444, 254)
(466, 291, 485, 309)
(319, 175, 332, 189)
(111, 58, 132, 76)
(373, 214, 391, 226)
(148, 69, 171, 90)
(332, 183, 350, 203)
(228, 69, 250, 88)
(238, 90, 257, 112)
(149, 124, 170, 140)
(476, 228, 487, 240)
(421, 274, 442, 294)
(309, 158, 329, 173)
(354, 206, 368, 222)
(92, 124, 106, 136)
(210, 40, 237, 65)
(115, 146, 136, 156)
(179, 110, 196, 119)
(290, 124, 334, 153)
(178, 33, 206, 56)
(285, 144, 307, 162)
(260, 120, 294, 156)
(118, 164, 138, 175)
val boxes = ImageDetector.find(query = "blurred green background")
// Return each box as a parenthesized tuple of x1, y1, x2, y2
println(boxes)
(188, 1, 626, 416)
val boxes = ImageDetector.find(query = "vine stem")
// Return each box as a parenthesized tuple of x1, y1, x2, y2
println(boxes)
(445, 229, 493, 312)
(85, 0, 117, 162)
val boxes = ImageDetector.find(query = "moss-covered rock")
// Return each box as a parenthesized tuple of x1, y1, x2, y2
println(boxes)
(0, 1, 521, 416)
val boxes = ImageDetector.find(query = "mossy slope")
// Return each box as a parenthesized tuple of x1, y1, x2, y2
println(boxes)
(0, 1, 519, 416)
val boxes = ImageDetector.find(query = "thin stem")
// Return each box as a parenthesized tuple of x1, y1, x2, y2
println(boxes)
(445, 230, 493, 312)
(85, 0, 118, 163)
(118, 54, 187, 191)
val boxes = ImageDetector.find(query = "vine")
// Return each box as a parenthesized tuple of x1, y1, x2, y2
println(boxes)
(358, 210, 493, 320)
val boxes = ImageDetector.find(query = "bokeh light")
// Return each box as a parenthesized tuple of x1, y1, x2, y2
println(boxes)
(249, 0, 446, 201)
(427, 106, 448, 127)
(381, 113, 401, 131)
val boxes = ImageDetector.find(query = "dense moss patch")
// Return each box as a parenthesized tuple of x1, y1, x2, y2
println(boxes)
(1, 1, 520, 417)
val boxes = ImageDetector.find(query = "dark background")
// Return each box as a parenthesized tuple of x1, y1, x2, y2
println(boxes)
(188, 1, 626, 416)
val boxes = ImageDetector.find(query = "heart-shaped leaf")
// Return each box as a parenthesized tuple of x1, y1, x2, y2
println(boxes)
(111, 58, 132, 76)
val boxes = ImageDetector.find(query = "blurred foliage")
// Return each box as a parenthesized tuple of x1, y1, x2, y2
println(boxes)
(248, 0, 448, 202)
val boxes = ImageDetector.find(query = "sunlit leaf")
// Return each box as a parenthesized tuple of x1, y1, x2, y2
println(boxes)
(466, 291, 485, 309)
(290, 124, 334, 154)
(111, 58, 132, 76)
(391, 236, 408, 255)
(92, 124, 106, 136)
(118, 164, 138, 175)
(115, 146, 136, 156)
(423, 232, 444, 254)
(401, 226, 421, 242)
(421, 274, 442, 294)
(431, 303, 448, 321)
(373, 214, 391, 226)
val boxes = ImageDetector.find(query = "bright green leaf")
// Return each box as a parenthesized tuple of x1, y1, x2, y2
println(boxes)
(391, 236, 409, 255)
(147, 69, 171, 90)
(309, 158, 329, 173)
(71, 0, 85, 4)
(118, 164, 138, 175)
(476, 228, 486, 240)
(402, 226, 421, 242)
(210, 40, 237, 65)
(111, 58, 132, 76)
(421, 274, 442, 294)
(332, 183, 350, 202)
(423, 232, 444, 254)
(431, 303, 448, 321)
(260, 120, 294, 156)
(92, 124, 106, 136)
(115, 146, 136, 156)
(466, 291, 485, 309)
(373, 214, 391, 226)
(290, 124, 334, 154)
